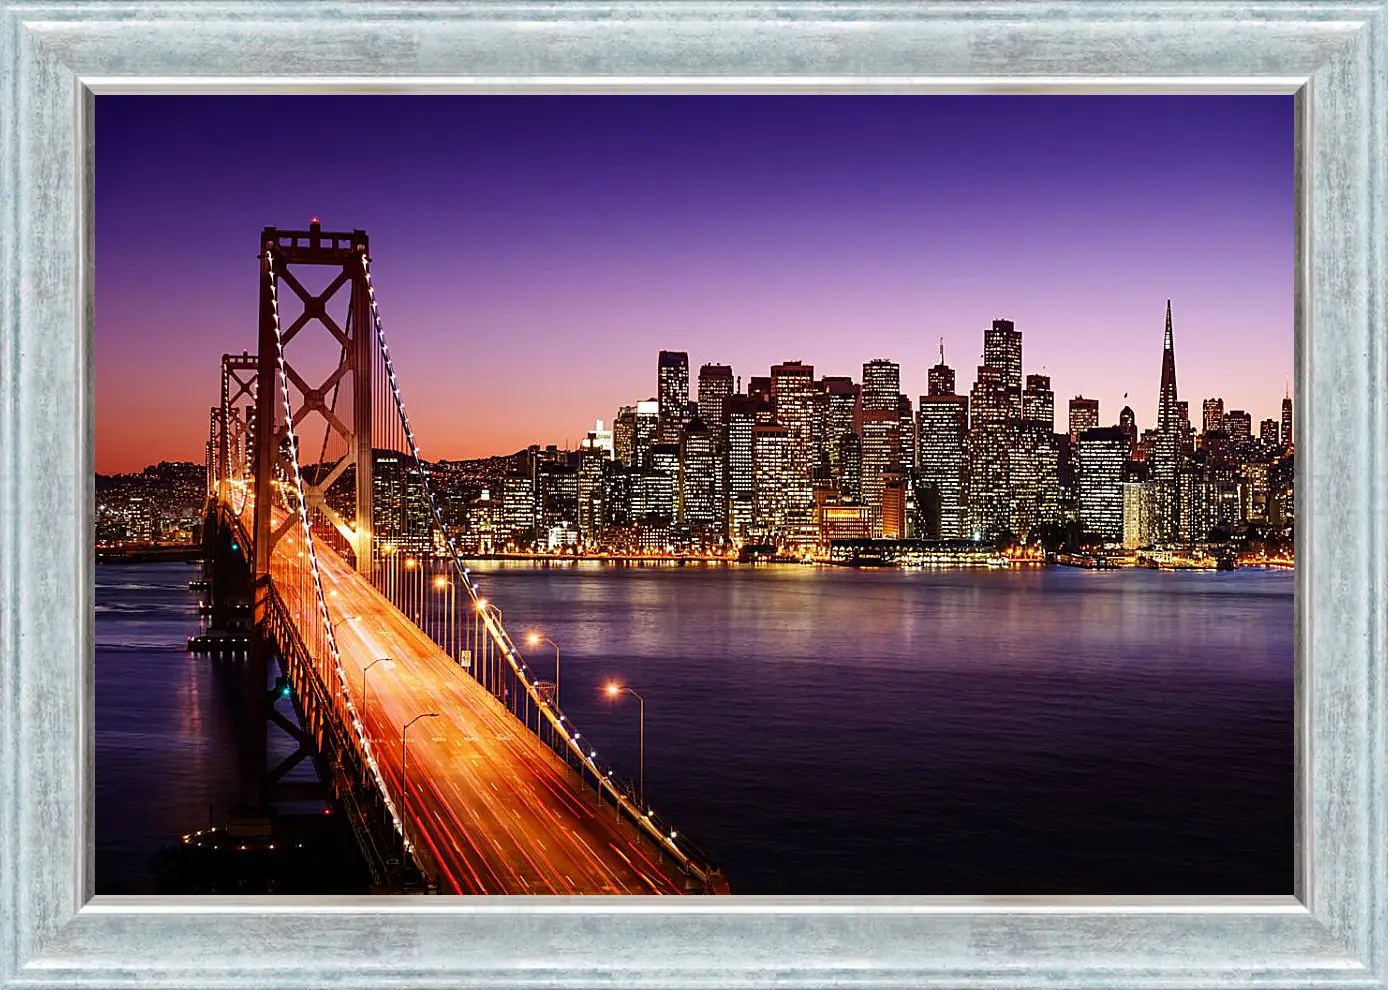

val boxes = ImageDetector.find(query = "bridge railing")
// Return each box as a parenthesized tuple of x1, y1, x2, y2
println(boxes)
(359, 254, 722, 890)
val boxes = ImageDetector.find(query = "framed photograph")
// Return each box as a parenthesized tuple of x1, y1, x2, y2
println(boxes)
(2, 2, 1384, 988)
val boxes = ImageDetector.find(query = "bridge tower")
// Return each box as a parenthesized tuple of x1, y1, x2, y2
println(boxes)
(246, 221, 374, 811)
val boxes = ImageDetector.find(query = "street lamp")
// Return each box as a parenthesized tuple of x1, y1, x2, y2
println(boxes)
(527, 633, 560, 707)
(332, 614, 361, 635)
(363, 657, 391, 713)
(605, 682, 645, 813)
(400, 712, 441, 859)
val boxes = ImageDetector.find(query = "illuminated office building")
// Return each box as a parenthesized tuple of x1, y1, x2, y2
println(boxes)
(860, 359, 902, 535)
(679, 418, 718, 527)
(968, 364, 1012, 539)
(1068, 396, 1099, 440)
(984, 319, 1023, 421)
(1077, 426, 1128, 544)
(1202, 398, 1225, 435)
(1281, 385, 1294, 448)
(634, 399, 659, 466)
(753, 423, 793, 532)
(613, 405, 637, 467)
(771, 361, 817, 513)
(916, 391, 968, 539)
(657, 350, 690, 445)
(698, 363, 735, 441)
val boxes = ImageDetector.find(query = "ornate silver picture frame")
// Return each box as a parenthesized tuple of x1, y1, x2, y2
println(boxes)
(1, 2, 1384, 987)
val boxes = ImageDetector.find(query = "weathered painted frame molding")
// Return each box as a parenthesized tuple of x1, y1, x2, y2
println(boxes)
(1, 2, 1384, 988)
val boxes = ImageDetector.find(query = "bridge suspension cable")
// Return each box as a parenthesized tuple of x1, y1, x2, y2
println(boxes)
(264, 251, 414, 857)
(358, 255, 717, 885)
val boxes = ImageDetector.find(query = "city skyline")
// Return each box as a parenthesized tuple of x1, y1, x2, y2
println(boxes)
(96, 95, 1292, 474)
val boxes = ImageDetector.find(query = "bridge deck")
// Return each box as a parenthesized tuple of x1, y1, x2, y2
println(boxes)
(262, 509, 685, 894)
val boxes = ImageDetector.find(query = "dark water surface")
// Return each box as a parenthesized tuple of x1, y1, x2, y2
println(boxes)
(97, 561, 1292, 894)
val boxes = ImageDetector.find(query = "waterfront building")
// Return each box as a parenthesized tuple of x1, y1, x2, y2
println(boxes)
(724, 395, 757, 537)
(820, 376, 859, 489)
(881, 468, 908, 540)
(679, 418, 718, 527)
(816, 503, 873, 544)
(657, 351, 690, 445)
(1009, 426, 1061, 541)
(753, 423, 793, 532)
(968, 364, 1012, 539)
(1068, 396, 1099, 441)
(860, 359, 903, 536)
(1122, 480, 1155, 549)
(916, 392, 969, 539)
(1077, 426, 1128, 544)
(771, 360, 817, 513)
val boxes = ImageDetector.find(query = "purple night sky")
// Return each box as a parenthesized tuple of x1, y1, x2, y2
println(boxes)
(95, 96, 1292, 474)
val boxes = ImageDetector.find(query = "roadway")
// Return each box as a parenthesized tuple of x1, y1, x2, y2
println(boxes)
(254, 503, 686, 894)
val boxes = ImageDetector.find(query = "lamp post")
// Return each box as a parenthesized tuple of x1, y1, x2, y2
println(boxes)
(400, 712, 441, 859)
(604, 683, 645, 813)
(526, 633, 561, 708)
(363, 657, 391, 715)
(332, 614, 361, 636)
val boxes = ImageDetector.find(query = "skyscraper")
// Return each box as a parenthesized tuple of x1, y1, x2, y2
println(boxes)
(917, 389, 969, 539)
(753, 423, 792, 532)
(1157, 300, 1180, 433)
(1022, 374, 1054, 431)
(984, 319, 1023, 421)
(613, 406, 637, 467)
(633, 399, 659, 467)
(724, 395, 757, 540)
(1202, 397, 1225, 435)
(1118, 405, 1137, 452)
(679, 419, 717, 528)
(1151, 300, 1182, 541)
(819, 376, 859, 488)
(897, 393, 916, 472)
(1077, 426, 1129, 544)
(1281, 384, 1294, 448)
(968, 364, 1012, 539)
(1068, 396, 1099, 440)
(927, 340, 956, 397)
(697, 363, 735, 441)
(860, 359, 902, 536)
(771, 361, 816, 514)
(657, 350, 690, 445)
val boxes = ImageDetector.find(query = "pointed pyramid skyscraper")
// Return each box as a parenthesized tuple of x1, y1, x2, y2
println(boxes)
(1157, 299, 1180, 434)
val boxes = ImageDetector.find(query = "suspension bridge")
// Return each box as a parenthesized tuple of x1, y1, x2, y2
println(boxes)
(198, 221, 726, 894)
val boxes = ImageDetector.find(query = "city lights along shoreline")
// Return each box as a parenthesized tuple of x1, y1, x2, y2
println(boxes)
(100, 301, 1293, 566)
